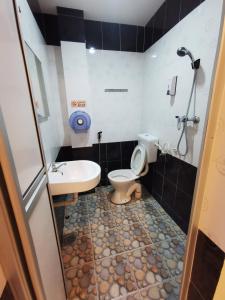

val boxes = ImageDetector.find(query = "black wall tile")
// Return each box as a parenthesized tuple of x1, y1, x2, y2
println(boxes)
(152, 172, 164, 199)
(122, 160, 131, 169)
(180, 0, 202, 20)
(93, 143, 107, 163)
(56, 146, 73, 162)
(178, 161, 197, 196)
(137, 26, 144, 52)
(152, 2, 166, 44)
(164, 0, 181, 33)
(154, 151, 165, 175)
(162, 179, 176, 209)
(175, 188, 192, 224)
(100, 161, 109, 185)
(92, 144, 99, 163)
(100, 143, 107, 162)
(144, 18, 154, 51)
(72, 146, 94, 160)
(102, 22, 120, 51)
(44, 14, 60, 45)
(106, 142, 121, 161)
(107, 161, 122, 173)
(144, 0, 203, 51)
(120, 24, 137, 52)
(57, 7, 84, 18)
(141, 164, 154, 193)
(35, 13, 60, 46)
(190, 230, 225, 300)
(142, 152, 196, 234)
(58, 15, 85, 42)
(34, 14, 46, 39)
(85, 20, 102, 49)
(187, 283, 204, 300)
(164, 154, 180, 184)
(121, 141, 135, 162)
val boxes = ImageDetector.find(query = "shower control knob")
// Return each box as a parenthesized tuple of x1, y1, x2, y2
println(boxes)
(192, 116, 200, 124)
(187, 116, 200, 124)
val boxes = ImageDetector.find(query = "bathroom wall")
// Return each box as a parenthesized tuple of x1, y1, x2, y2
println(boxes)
(87, 50, 144, 143)
(61, 41, 94, 148)
(17, 0, 65, 165)
(142, 0, 223, 167)
(60, 40, 144, 147)
(140, 0, 223, 232)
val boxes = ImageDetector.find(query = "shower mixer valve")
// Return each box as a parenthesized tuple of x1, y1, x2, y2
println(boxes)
(175, 115, 200, 130)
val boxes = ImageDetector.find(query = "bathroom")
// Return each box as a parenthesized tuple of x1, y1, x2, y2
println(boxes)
(1, 0, 225, 299)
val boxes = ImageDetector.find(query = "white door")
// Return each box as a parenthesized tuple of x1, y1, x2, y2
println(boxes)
(0, 1, 66, 299)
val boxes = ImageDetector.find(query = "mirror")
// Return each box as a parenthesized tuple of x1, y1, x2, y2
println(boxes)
(24, 43, 49, 121)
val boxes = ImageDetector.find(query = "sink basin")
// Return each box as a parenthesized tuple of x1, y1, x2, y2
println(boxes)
(48, 160, 101, 195)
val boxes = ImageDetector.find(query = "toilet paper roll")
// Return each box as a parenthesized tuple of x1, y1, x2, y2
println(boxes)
(69, 110, 91, 133)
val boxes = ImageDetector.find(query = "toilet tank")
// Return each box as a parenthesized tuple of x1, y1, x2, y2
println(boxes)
(138, 133, 158, 163)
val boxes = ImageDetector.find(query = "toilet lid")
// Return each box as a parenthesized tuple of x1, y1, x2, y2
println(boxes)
(130, 144, 146, 176)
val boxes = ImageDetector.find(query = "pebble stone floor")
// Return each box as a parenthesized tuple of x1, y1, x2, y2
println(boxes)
(61, 186, 186, 300)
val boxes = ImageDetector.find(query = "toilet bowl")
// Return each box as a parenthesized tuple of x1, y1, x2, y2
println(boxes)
(108, 134, 158, 204)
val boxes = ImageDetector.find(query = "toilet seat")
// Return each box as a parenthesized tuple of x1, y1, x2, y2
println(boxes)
(130, 144, 147, 176)
(108, 169, 138, 182)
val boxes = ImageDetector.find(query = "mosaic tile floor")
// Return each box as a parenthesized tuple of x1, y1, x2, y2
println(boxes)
(60, 186, 186, 300)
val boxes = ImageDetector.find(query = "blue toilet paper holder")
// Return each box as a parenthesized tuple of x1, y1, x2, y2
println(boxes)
(69, 110, 91, 133)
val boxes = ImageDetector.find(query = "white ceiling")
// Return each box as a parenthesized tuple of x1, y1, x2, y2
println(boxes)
(37, 0, 164, 26)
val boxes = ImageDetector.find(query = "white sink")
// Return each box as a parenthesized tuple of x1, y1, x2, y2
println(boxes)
(48, 160, 101, 195)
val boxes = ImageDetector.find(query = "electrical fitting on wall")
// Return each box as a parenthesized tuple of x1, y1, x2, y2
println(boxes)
(166, 76, 178, 96)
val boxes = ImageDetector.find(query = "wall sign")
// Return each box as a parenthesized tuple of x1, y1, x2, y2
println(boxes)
(71, 100, 86, 108)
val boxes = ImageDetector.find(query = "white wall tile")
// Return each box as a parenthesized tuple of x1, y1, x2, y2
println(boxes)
(61, 42, 94, 148)
(87, 50, 144, 143)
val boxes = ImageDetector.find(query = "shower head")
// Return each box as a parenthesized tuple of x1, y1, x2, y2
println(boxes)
(177, 47, 200, 69)
(177, 47, 194, 63)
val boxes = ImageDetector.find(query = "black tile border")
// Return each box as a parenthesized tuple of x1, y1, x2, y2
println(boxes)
(102, 22, 120, 51)
(144, 0, 205, 52)
(35, 1, 204, 51)
(188, 230, 225, 300)
(56, 140, 137, 186)
(57, 7, 84, 18)
(141, 151, 197, 233)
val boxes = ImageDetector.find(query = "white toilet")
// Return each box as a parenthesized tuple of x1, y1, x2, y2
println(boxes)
(108, 133, 158, 204)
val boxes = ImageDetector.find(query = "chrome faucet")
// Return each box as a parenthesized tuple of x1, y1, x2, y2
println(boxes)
(51, 162, 66, 175)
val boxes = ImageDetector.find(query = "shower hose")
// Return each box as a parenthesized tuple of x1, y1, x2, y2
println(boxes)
(177, 69, 198, 156)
